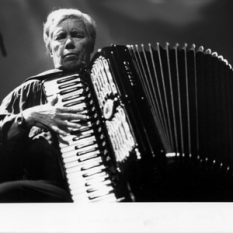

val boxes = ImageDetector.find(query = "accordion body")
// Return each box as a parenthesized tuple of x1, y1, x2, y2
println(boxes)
(43, 43, 233, 202)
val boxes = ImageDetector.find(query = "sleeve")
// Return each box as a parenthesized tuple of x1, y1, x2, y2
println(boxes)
(0, 80, 46, 144)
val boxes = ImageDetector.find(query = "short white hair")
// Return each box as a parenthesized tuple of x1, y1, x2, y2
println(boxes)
(43, 8, 96, 53)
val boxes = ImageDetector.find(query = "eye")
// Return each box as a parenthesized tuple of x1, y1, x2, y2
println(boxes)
(54, 32, 66, 40)
(71, 31, 85, 38)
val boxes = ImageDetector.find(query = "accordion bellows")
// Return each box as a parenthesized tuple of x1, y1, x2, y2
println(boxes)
(126, 43, 233, 169)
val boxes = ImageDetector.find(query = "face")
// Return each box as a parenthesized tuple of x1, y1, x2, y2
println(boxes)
(50, 19, 93, 70)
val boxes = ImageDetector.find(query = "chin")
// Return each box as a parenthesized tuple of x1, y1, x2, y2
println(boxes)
(60, 61, 83, 71)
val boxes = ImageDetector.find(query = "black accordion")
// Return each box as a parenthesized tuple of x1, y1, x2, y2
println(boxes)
(43, 43, 233, 202)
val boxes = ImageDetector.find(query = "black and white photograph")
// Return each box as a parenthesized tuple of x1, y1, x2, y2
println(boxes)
(0, 0, 233, 232)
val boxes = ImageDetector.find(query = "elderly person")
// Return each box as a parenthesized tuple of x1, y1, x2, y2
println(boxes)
(0, 8, 96, 202)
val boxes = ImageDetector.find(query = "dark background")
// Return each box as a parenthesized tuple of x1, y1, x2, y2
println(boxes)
(0, 1, 233, 228)
(0, 0, 233, 101)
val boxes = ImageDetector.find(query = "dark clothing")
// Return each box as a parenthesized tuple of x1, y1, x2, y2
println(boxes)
(0, 180, 72, 203)
(0, 69, 72, 202)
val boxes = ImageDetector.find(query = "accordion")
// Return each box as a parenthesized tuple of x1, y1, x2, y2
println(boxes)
(43, 43, 233, 202)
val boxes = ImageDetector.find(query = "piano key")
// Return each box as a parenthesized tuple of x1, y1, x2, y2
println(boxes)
(67, 176, 110, 191)
(60, 136, 95, 149)
(62, 149, 101, 164)
(71, 184, 113, 201)
(85, 174, 109, 186)
(60, 135, 97, 149)
(65, 162, 105, 174)
(62, 96, 86, 107)
(63, 155, 80, 163)
(69, 179, 112, 196)
(58, 80, 83, 90)
(61, 89, 84, 102)
(59, 130, 95, 147)
(43, 74, 80, 88)
(71, 194, 90, 203)
(63, 159, 79, 169)
(44, 78, 83, 90)
(68, 174, 109, 190)
(62, 149, 100, 161)
(69, 134, 95, 146)
(61, 142, 98, 153)
(88, 186, 114, 199)
(81, 165, 106, 176)
(86, 180, 112, 192)
(44, 83, 83, 96)
(77, 150, 101, 161)
(66, 170, 108, 184)
(61, 150, 78, 159)
(91, 193, 117, 203)
(81, 158, 103, 170)
(64, 156, 102, 169)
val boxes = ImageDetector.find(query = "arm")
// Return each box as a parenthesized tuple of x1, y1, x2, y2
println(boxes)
(0, 78, 87, 144)
(5, 95, 87, 141)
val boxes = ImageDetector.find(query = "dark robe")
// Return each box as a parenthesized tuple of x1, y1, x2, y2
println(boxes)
(0, 69, 72, 202)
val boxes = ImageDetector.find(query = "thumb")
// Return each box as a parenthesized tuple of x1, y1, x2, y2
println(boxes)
(48, 94, 58, 106)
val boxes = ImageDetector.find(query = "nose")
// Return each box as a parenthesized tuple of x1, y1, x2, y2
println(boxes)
(65, 36, 75, 49)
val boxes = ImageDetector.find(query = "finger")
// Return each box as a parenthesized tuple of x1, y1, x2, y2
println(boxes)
(49, 94, 59, 106)
(51, 125, 68, 137)
(58, 135, 69, 145)
(60, 113, 89, 121)
(65, 121, 82, 130)
(59, 106, 86, 113)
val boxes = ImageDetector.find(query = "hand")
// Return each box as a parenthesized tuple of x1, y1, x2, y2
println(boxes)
(23, 95, 88, 136)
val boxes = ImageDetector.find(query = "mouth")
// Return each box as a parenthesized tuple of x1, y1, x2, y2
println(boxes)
(64, 53, 78, 58)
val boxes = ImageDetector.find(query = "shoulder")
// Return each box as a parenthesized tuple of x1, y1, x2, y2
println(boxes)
(24, 69, 63, 82)
(2, 69, 63, 102)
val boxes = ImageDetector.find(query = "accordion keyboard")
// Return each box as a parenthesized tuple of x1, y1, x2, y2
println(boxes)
(43, 73, 118, 203)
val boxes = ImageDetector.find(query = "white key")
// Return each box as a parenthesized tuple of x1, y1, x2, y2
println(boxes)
(63, 155, 79, 163)
(61, 142, 98, 153)
(66, 161, 104, 174)
(71, 185, 113, 201)
(88, 186, 114, 200)
(62, 148, 100, 163)
(68, 174, 109, 190)
(63, 159, 79, 169)
(81, 165, 106, 177)
(64, 156, 102, 170)
(91, 193, 117, 203)
(43, 74, 80, 88)
(71, 194, 90, 203)
(60, 136, 97, 150)
(45, 82, 83, 96)
(59, 130, 94, 147)
(70, 179, 112, 195)
(77, 150, 101, 161)
(66, 170, 107, 184)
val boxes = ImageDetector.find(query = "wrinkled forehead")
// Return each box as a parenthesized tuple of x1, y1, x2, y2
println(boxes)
(49, 17, 86, 37)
